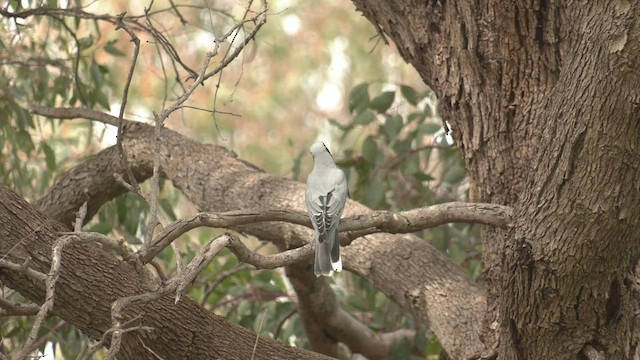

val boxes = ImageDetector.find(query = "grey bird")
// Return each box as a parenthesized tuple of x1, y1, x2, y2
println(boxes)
(305, 141, 348, 277)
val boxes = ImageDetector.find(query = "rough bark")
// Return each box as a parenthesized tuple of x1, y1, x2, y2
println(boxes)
(32, 122, 485, 358)
(0, 185, 329, 360)
(351, 0, 640, 357)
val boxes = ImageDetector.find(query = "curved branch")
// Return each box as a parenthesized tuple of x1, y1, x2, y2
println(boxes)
(30, 105, 127, 126)
(140, 203, 511, 263)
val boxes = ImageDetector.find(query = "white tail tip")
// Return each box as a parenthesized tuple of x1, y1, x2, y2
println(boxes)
(332, 258, 342, 272)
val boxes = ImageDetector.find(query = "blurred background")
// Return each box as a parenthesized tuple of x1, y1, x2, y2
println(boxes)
(1, 0, 478, 358)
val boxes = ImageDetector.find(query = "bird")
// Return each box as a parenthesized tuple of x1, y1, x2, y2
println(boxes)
(305, 141, 349, 277)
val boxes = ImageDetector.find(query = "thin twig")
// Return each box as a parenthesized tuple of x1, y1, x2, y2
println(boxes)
(273, 308, 296, 340)
(138, 334, 165, 359)
(0, 226, 41, 262)
(174, 235, 231, 304)
(106, 234, 233, 358)
(74, 201, 88, 232)
(78, 316, 149, 360)
(57, 232, 130, 259)
(114, 12, 142, 194)
(199, 264, 253, 306)
(144, 113, 164, 247)
(18, 234, 73, 358)
(0, 297, 40, 316)
(30, 105, 127, 126)
(21, 319, 66, 357)
(251, 308, 268, 360)
(0, 259, 46, 282)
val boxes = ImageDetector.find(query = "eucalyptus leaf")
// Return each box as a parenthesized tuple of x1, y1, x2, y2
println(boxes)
(369, 91, 395, 113)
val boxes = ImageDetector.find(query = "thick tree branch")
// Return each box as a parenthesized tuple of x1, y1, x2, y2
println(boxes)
(0, 185, 331, 360)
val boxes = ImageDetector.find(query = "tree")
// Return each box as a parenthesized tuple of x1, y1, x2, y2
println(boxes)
(1, 1, 638, 360)
(349, 1, 640, 358)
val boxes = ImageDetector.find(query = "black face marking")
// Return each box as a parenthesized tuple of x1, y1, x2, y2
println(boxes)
(321, 142, 331, 155)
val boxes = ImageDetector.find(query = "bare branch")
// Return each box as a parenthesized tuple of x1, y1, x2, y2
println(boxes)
(140, 203, 511, 263)
(341, 201, 512, 245)
(0, 297, 40, 316)
(199, 264, 254, 306)
(114, 12, 143, 195)
(57, 232, 131, 259)
(144, 113, 164, 247)
(174, 235, 230, 303)
(0, 259, 46, 282)
(251, 308, 268, 360)
(203, 0, 268, 81)
(21, 320, 66, 358)
(30, 105, 128, 126)
(18, 234, 72, 358)
(74, 201, 88, 232)
(107, 234, 233, 358)
(77, 316, 151, 360)
(228, 236, 314, 269)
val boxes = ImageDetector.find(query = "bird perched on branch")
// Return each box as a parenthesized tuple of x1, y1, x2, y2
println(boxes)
(305, 141, 348, 276)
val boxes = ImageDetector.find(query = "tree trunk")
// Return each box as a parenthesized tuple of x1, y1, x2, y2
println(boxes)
(351, 0, 640, 357)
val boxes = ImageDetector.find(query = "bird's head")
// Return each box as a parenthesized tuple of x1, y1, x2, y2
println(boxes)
(309, 141, 332, 157)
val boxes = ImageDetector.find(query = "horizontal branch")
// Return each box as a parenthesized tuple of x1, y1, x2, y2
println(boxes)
(140, 203, 512, 263)
(0, 297, 40, 316)
(30, 105, 133, 127)
(0, 259, 47, 282)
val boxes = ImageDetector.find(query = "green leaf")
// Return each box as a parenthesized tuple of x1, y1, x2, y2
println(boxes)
(328, 117, 352, 131)
(90, 61, 102, 86)
(423, 103, 433, 117)
(426, 336, 443, 355)
(159, 198, 177, 221)
(94, 89, 110, 110)
(400, 84, 419, 105)
(422, 122, 442, 134)
(364, 177, 386, 208)
(78, 36, 94, 49)
(383, 114, 403, 139)
(16, 130, 35, 152)
(104, 40, 126, 57)
(362, 136, 377, 163)
(41, 142, 56, 170)
(369, 91, 395, 113)
(415, 328, 429, 355)
(348, 83, 369, 113)
(54, 76, 71, 95)
(87, 222, 112, 234)
(353, 110, 375, 126)
(390, 338, 412, 359)
(413, 172, 434, 182)
(13, 104, 34, 130)
(408, 112, 426, 123)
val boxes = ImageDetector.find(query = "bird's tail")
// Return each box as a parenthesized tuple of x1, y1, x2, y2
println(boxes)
(314, 227, 342, 277)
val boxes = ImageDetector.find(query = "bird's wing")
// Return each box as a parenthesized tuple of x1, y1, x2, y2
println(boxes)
(306, 169, 348, 239)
